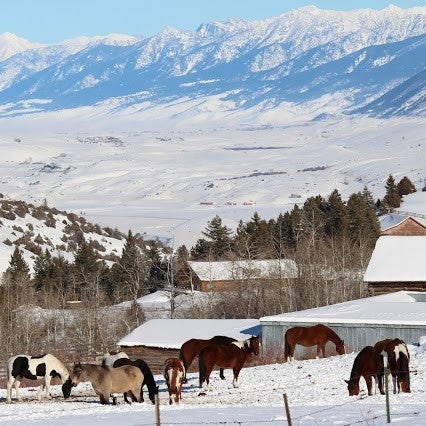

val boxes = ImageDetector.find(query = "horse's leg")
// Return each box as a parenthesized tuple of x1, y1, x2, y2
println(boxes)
(392, 374, 397, 394)
(377, 371, 385, 395)
(316, 345, 320, 359)
(365, 375, 373, 396)
(45, 375, 52, 399)
(232, 366, 242, 388)
(99, 393, 110, 404)
(219, 368, 226, 380)
(37, 379, 45, 401)
(7, 377, 15, 403)
(204, 364, 214, 390)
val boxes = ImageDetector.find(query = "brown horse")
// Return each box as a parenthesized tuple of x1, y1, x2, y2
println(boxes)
(71, 363, 144, 405)
(373, 338, 410, 394)
(198, 336, 260, 389)
(113, 358, 159, 404)
(179, 335, 237, 382)
(284, 324, 345, 361)
(164, 358, 185, 405)
(345, 346, 384, 396)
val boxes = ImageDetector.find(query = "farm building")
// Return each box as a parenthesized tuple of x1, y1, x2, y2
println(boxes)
(118, 318, 260, 373)
(380, 215, 426, 236)
(364, 235, 426, 294)
(181, 259, 298, 291)
(260, 291, 426, 359)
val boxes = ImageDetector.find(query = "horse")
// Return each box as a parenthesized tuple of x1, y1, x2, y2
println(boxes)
(179, 336, 237, 383)
(198, 335, 260, 389)
(71, 362, 144, 405)
(164, 358, 185, 405)
(101, 351, 129, 367)
(345, 346, 384, 396)
(113, 358, 159, 404)
(284, 324, 345, 361)
(373, 338, 410, 394)
(6, 353, 73, 403)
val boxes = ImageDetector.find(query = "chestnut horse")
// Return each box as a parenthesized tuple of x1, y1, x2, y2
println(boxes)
(179, 335, 237, 382)
(164, 358, 185, 405)
(284, 324, 345, 361)
(198, 336, 260, 389)
(345, 346, 384, 396)
(113, 358, 159, 404)
(373, 338, 410, 394)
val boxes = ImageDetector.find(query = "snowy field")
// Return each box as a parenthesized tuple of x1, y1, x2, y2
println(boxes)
(1, 343, 425, 425)
(0, 115, 425, 247)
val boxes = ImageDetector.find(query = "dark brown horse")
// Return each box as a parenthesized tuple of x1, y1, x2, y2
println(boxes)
(284, 324, 345, 361)
(345, 346, 384, 396)
(113, 358, 159, 404)
(373, 338, 410, 394)
(198, 336, 260, 389)
(164, 358, 185, 405)
(179, 335, 237, 382)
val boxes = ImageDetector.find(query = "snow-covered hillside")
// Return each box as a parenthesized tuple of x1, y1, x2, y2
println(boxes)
(1, 340, 425, 425)
(0, 116, 424, 248)
(0, 6, 425, 117)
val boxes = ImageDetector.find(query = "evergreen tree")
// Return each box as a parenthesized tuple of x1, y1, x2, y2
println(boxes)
(190, 238, 211, 260)
(74, 238, 98, 275)
(7, 246, 30, 281)
(347, 192, 380, 242)
(201, 215, 233, 259)
(397, 176, 416, 197)
(146, 245, 166, 292)
(383, 174, 401, 210)
(33, 250, 52, 290)
(324, 189, 348, 237)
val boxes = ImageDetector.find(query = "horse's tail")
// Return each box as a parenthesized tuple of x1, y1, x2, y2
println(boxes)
(284, 332, 290, 361)
(139, 361, 158, 403)
(198, 351, 206, 388)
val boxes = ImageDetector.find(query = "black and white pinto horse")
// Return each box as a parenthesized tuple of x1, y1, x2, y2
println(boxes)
(101, 351, 129, 367)
(7, 354, 72, 403)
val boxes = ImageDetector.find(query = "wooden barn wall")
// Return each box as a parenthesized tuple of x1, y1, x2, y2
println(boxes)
(368, 282, 426, 295)
(261, 322, 426, 359)
(381, 219, 426, 236)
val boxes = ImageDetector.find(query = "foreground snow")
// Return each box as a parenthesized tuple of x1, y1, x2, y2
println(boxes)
(1, 345, 425, 425)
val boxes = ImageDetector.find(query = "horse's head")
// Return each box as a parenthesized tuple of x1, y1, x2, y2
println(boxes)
(250, 336, 261, 356)
(62, 377, 74, 398)
(336, 340, 346, 355)
(345, 379, 359, 396)
(71, 362, 86, 386)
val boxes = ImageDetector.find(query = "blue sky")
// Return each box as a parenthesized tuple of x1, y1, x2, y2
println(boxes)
(2, 1, 424, 43)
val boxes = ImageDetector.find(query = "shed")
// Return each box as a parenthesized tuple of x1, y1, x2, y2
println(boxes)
(184, 259, 298, 292)
(260, 291, 426, 359)
(380, 215, 426, 236)
(118, 318, 260, 373)
(364, 235, 426, 294)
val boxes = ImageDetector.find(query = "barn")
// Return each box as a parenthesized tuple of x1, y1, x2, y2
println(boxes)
(260, 291, 426, 359)
(364, 235, 426, 294)
(183, 259, 298, 291)
(118, 318, 260, 373)
(380, 215, 426, 236)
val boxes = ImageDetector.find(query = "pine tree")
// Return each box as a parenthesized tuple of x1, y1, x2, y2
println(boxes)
(33, 250, 52, 290)
(397, 176, 416, 197)
(325, 189, 348, 237)
(347, 192, 380, 242)
(383, 174, 401, 210)
(190, 238, 211, 260)
(74, 238, 98, 275)
(7, 246, 30, 281)
(201, 215, 233, 259)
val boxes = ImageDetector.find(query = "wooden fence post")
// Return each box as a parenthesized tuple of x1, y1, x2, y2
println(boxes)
(283, 393, 292, 426)
(383, 354, 391, 424)
(155, 393, 161, 426)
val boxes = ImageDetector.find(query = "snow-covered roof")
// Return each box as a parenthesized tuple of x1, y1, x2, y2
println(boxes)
(260, 291, 426, 326)
(188, 259, 298, 282)
(380, 214, 426, 232)
(118, 318, 260, 349)
(364, 236, 426, 282)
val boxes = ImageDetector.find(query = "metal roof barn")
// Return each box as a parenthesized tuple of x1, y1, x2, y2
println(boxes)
(260, 291, 426, 359)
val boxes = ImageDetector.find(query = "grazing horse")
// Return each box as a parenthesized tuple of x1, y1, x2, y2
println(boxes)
(164, 358, 185, 405)
(71, 363, 144, 405)
(345, 346, 384, 396)
(7, 353, 73, 403)
(284, 324, 345, 361)
(113, 358, 159, 404)
(179, 336, 237, 382)
(101, 351, 129, 367)
(199, 335, 260, 389)
(373, 338, 410, 394)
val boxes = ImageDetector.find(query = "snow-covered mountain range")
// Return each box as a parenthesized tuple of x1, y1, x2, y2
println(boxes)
(0, 5, 425, 118)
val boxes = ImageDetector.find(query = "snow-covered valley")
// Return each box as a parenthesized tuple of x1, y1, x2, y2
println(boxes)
(0, 342, 425, 425)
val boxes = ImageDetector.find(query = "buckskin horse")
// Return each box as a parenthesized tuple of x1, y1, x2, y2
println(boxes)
(198, 335, 260, 389)
(6, 353, 73, 403)
(373, 338, 410, 394)
(345, 346, 384, 396)
(284, 324, 345, 361)
(179, 335, 237, 383)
